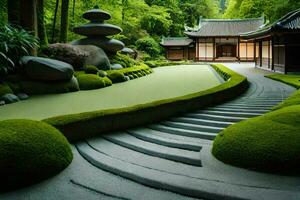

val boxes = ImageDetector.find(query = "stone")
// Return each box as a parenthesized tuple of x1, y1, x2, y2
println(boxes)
(21, 56, 74, 82)
(17, 93, 29, 100)
(111, 64, 123, 70)
(71, 38, 125, 53)
(1, 94, 20, 104)
(73, 24, 122, 36)
(83, 6, 111, 22)
(42, 43, 88, 70)
(0, 100, 5, 106)
(125, 76, 130, 81)
(98, 70, 108, 77)
(75, 45, 111, 70)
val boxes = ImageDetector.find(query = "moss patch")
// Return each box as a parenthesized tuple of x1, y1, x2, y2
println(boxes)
(0, 84, 13, 96)
(77, 74, 106, 90)
(0, 119, 73, 191)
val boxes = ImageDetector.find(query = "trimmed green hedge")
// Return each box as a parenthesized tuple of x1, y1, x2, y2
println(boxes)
(145, 60, 190, 68)
(0, 119, 72, 191)
(265, 74, 300, 89)
(43, 64, 248, 142)
(77, 74, 106, 90)
(265, 74, 300, 110)
(103, 77, 112, 87)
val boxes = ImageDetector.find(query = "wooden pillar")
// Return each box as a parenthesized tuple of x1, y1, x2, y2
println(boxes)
(259, 41, 262, 67)
(213, 38, 216, 61)
(196, 38, 199, 61)
(271, 37, 275, 71)
(254, 40, 256, 63)
(238, 37, 240, 61)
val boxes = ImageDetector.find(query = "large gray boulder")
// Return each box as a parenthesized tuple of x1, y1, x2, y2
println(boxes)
(21, 56, 74, 81)
(1, 94, 20, 104)
(75, 45, 111, 70)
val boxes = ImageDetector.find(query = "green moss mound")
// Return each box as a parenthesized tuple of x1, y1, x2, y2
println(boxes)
(103, 77, 112, 86)
(0, 84, 13, 96)
(107, 71, 126, 83)
(77, 74, 106, 90)
(84, 65, 99, 74)
(0, 119, 73, 191)
(212, 105, 300, 174)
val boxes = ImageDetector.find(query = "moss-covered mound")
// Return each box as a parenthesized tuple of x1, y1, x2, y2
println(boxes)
(77, 74, 106, 90)
(0, 119, 73, 191)
(0, 84, 13, 96)
(107, 71, 126, 83)
(212, 105, 300, 174)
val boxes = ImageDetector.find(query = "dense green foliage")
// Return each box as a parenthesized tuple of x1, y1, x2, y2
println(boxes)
(76, 74, 106, 90)
(0, 25, 39, 78)
(224, 0, 300, 22)
(136, 37, 162, 58)
(0, 119, 72, 191)
(213, 74, 300, 174)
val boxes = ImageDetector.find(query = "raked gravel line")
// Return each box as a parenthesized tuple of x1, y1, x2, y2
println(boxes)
(1, 63, 300, 200)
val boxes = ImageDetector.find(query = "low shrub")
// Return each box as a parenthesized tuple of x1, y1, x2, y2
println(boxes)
(20, 77, 79, 95)
(0, 119, 72, 191)
(145, 60, 190, 68)
(77, 74, 106, 90)
(103, 77, 112, 87)
(0, 84, 13, 96)
(111, 52, 137, 68)
(107, 71, 126, 83)
(84, 65, 99, 74)
(135, 37, 161, 58)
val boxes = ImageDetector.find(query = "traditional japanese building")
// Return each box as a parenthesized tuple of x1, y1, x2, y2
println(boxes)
(161, 9, 300, 73)
(241, 9, 300, 73)
(161, 17, 265, 62)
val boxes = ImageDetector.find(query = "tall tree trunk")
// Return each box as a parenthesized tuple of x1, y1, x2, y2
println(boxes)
(37, 0, 48, 46)
(19, 0, 37, 34)
(20, 0, 38, 55)
(7, 0, 20, 26)
(60, 0, 69, 43)
(52, 0, 59, 43)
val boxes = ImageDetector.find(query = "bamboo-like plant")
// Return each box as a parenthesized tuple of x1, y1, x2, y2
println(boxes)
(0, 24, 39, 77)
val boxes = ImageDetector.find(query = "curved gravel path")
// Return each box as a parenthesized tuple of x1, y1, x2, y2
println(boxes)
(2, 63, 300, 200)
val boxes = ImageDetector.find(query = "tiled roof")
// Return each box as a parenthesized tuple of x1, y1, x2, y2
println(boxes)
(160, 37, 193, 46)
(185, 18, 264, 37)
(241, 9, 300, 38)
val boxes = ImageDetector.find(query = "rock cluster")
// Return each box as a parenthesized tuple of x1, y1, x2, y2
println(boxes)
(72, 6, 125, 54)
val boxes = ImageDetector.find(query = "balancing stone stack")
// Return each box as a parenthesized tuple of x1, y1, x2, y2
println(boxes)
(72, 6, 125, 54)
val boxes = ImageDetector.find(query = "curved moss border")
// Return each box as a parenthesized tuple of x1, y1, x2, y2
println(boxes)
(44, 64, 248, 142)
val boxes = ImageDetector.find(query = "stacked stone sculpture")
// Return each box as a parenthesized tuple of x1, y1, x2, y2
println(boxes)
(72, 6, 125, 54)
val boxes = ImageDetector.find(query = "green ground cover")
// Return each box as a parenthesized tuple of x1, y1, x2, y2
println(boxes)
(0, 119, 72, 191)
(0, 65, 221, 120)
(213, 74, 300, 174)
